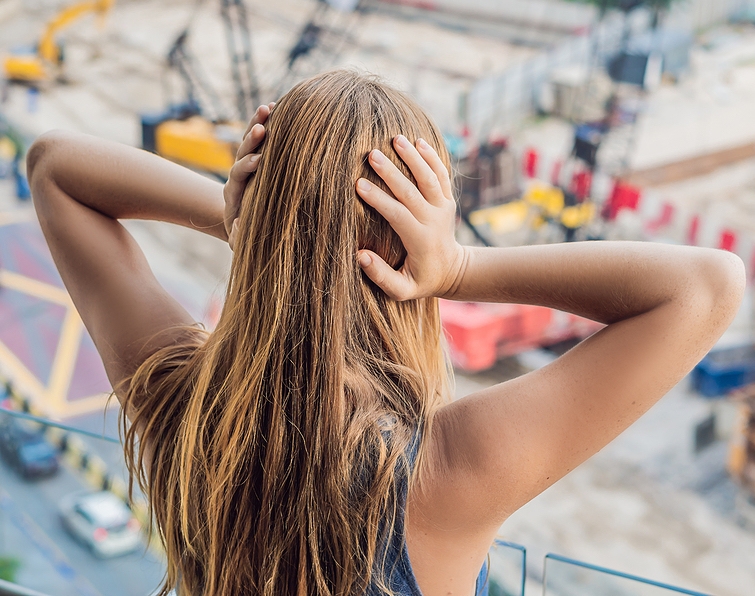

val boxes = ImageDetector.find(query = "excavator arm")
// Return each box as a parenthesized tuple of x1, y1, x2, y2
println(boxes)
(37, 0, 114, 64)
(3, 0, 113, 84)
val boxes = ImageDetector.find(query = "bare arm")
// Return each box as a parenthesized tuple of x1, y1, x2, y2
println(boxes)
(354, 136, 746, 594)
(434, 241, 743, 516)
(27, 110, 269, 405)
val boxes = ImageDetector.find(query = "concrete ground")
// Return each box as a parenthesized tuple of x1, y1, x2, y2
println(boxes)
(2, 1, 755, 595)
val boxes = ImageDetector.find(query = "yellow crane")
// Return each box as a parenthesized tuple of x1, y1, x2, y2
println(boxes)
(3, 0, 113, 85)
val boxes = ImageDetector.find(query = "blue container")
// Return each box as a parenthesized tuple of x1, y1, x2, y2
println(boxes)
(692, 343, 755, 398)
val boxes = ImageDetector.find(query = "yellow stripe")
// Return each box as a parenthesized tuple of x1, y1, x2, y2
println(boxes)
(47, 308, 84, 412)
(0, 341, 48, 400)
(0, 269, 71, 305)
(57, 393, 112, 418)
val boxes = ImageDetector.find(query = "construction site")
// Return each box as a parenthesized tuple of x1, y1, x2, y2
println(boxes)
(2, 0, 755, 595)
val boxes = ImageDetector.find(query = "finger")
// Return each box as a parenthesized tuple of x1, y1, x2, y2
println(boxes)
(415, 138, 453, 201)
(229, 219, 239, 251)
(229, 154, 260, 183)
(357, 250, 414, 301)
(225, 154, 260, 220)
(242, 104, 271, 140)
(356, 177, 421, 242)
(236, 123, 266, 160)
(368, 149, 429, 218)
(392, 135, 446, 208)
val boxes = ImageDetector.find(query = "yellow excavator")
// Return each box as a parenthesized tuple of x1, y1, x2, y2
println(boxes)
(3, 0, 113, 85)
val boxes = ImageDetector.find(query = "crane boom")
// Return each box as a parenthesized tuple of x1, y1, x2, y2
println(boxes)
(220, 0, 260, 121)
(38, 0, 114, 64)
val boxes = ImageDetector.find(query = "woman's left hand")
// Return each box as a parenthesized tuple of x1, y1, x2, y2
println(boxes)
(224, 102, 275, 251)
(355, 135, 466, 301)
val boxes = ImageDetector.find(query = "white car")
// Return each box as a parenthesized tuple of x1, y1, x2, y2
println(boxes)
(59, 491, 142, 558)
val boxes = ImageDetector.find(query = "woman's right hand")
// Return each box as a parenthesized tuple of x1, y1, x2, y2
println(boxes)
(355, 135, 467, 301)
(225, 102, 275, 251)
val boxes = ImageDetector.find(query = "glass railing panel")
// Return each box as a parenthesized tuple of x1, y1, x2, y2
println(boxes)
(0, 407, 166, 596)
(543, 553, 712, 596)
(486, 539, 526, 596)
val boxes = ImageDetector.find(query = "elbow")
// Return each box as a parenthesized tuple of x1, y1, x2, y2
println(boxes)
(692, 248, 746, 328)
(26, 129, 72, 190)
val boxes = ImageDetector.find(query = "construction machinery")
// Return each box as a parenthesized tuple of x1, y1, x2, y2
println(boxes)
(142, 0, 366, 177)
(0, 114, 30, 200)
(729, 392, 755, 493)
(456, 140, 597, 246)
(728, 384, 755, 527)
(141, 0, 259, 179)
(274, 0, 363, 97)
(3, 0, 113, 86)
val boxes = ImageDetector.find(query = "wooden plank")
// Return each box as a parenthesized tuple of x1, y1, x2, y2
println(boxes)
(623, 142, 755, 187)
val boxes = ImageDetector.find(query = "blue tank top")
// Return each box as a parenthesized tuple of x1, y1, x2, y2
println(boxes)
(365, 428, 489, 596)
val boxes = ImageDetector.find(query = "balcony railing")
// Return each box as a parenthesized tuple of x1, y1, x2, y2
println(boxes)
(0, 406, 714, 596)
(0, 578, 49, 596)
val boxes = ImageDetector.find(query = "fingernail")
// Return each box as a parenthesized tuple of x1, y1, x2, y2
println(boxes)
(249, 154, 260, 164)
(395, 135, 409, 148)
(357, 178, 371, 192)
(371, 150, 385, 164)
(417, 138, 430, 150)
(358, 253, 372, 267)
(253, 123, 264, 134)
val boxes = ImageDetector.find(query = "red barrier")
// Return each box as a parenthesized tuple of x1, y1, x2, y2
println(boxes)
(687, 215, 700, 245)
(440, 301, 604, 372)
(571, 171, 593, 201)
(523, 148, 539, 178)
(604, 181, 641, 221)
(645, 202, 675, 234)
(719, 229, 737, 252)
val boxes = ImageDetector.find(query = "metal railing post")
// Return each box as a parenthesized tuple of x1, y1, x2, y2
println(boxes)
(0, 579, 51, 596)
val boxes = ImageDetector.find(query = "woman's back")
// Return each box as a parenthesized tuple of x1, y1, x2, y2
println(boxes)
(26, 69, 746, 595)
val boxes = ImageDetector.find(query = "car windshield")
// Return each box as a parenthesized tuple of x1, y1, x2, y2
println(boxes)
(19, 441, 55, 462)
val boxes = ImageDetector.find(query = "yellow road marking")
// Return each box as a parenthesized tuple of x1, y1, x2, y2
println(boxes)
(0, 267, 110, 419)
(47, 308, 84, 412)
(58, 393, 112, 418)
(0, 341, 48, 399)
(0, 269, 71, 305)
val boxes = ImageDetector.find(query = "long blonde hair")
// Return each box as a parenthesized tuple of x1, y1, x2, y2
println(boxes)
(122, 70, 453, 596)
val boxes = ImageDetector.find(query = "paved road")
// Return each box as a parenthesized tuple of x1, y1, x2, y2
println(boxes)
(0, 453, 165, 596)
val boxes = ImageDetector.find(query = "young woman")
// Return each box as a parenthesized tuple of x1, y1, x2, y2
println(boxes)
(27, 70, 744, 596)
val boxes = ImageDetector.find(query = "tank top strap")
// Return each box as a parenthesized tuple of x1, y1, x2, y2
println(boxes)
(365, 422, 489, 596)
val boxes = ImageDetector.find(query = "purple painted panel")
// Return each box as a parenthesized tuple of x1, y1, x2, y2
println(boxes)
(0, 288, 65, 384)
(68, 330, 111, 401)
